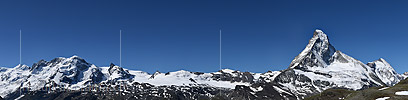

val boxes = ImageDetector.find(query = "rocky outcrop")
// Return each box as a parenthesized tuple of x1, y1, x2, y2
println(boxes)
(211, 69, 255, 83)
(107, 63, 134, 80)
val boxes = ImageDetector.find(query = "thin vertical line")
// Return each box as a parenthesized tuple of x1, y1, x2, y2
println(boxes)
(219, 29, 222, 70)
(20, 29, 21, 65)
(120, 30, 122, 67)
(218, 29, 222, 97)
(19, 30, 21, 95)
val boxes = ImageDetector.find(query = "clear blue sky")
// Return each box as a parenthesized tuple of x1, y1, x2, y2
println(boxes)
(0, 0, 407, 73)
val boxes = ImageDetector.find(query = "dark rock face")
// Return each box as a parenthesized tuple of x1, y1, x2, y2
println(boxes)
(313, 80, 332, 88)
(9, 82, 233, 100)
(88, 68, 104, 83)
(227, 84, 296, 100)
(211, 70, 255, 83)
(30, 59, 49, 73)
(193, 72, 204, 75)
(273, 69, 320, 98)
(229, 85, 256, 100)
(30, 60, 47, 71)
(331, 51, 349, 63)
(274, 69, 295, 84)
(149, 71, 161, 79)
(367, 73, 385, 87)
(311, 39, 336, 65)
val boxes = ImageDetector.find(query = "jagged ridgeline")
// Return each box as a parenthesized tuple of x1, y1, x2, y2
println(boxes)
(305, 77, 408, 100)
(0, 29, 406, 100)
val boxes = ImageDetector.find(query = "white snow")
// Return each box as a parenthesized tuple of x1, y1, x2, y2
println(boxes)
(22, 57, 101, 91)
(15, 94, 25, 100)
(125, 69, 251, 89)
(250, 86, 263, 92)
(395, 91, 408, 95)
(273, 86, 291, 95)
(0, 65, 30, 97)
(221, 69, 235, 73)
(375, 97, 390, 100)
(253, 73, 261, 80)
(378, 87, 389, 90)
(212, 72, 222, 74)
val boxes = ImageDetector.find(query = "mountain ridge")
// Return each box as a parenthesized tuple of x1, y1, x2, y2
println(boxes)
(0, 29, 406, 100)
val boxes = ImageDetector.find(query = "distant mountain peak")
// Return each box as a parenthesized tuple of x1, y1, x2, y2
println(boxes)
(108, 63, 122, 74)
(377, 58, 387, 63)
(109, 63, 115, 67)
(38, 56, 89, 67)
(67, 55, 85, 61)
(108, 63, 133, 80)
(70, 55, 80, 58)
(367, 58, 400, 86)
(15, 64, 29, 70)
(149, 71, 161, 79)
(368, 58, 392, 68)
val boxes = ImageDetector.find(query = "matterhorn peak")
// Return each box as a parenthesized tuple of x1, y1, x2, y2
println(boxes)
(312, 29, 329, 43)
(289, 29, 336, 69)
(310, 29, 332, 48)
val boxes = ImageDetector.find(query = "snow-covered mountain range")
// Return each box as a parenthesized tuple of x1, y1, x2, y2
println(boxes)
(270, 30, 407, 99)
(0, 29, 406, 100)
